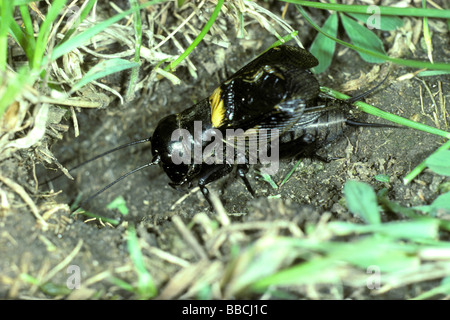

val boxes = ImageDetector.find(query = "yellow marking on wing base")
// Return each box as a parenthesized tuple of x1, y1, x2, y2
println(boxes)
(210, 86, 226, 128)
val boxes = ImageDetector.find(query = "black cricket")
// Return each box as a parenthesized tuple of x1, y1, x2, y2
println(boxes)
(60, 45, 391, 210)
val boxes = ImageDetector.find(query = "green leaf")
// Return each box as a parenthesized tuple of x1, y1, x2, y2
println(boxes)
(347, 13, 403, 31)
(296, 5, 450, 71)
(258, 172, 278, 190)
(404, 140, 450, 185)
(310, 12, 338, 74)
(413, 192, 450, 216)
(431, 192, 450, 212)
(340, 13, 386, 63)
(40, 282, 72, 297)
(344, 180, 380, 224)
(425, 150, 450, 176)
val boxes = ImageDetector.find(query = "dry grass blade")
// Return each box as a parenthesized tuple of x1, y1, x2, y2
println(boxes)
(172, 215, 208, 260)
(157, 260, 209, 299)
(41, 239, 83, 284)
(0, 174, 47, 229)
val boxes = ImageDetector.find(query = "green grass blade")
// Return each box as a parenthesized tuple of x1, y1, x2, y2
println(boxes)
(18, 4, 34, 37)
(164, 0, 224, 72)
(76, 0, 97, 24)
(412, 277, 450, 300)
(257, 31, 299, 57)
(286, 0, 450, 19)
(71, 209, 121, 226)
(418, 70, 450, 77)
(58, 0, 97, 46)
(106, 195, 130, 216)
(346, 12, 403, 31)
(318, 86, 450, 185)
(310, 12, 338, 73)
(279, 158, 302, 188)
(108, 276, 135, 292)
(237, 9, 245, 39)
(50, 0, 167, 64)
(69, 59, 139, 94)
(18, 4, 36, 55)
(320, 86, 450, 139)
(252, 237, 420, 290)
(127, 225, 157, 299)
(0, 0, 14, 70)
(12, 0, 40, 5)
(266, 30, 299, 51)
(422, 0, 433, 63)
(377, 188, 423, 219)
(296, 5, 450, 71)
(258, 172, 278, 190)
(32, 0, 68, 70)
(5, 13, 36, 62)
(322, 89, 450, 184)
(329, 219, 439, 240)
(252, 255, 341, 289)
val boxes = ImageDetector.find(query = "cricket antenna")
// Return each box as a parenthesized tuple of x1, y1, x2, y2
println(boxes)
(345, 118, 403, 129)
(45, 137, 152, 183)
(346, 71, 390, 104)
(72, 155, 161, 213)
(344, 71, 403, 129)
